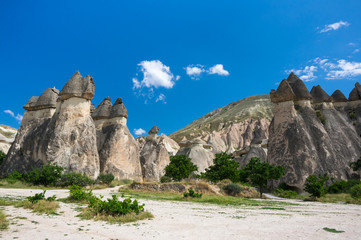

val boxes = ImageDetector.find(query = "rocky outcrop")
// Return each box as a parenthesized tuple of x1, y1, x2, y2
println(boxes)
(0, 125, 17, 154)
(94, 97, 142, 181)
(170, 95, 273, 154)
(267, 73, 361, 191)
(176, 139, 215, 172)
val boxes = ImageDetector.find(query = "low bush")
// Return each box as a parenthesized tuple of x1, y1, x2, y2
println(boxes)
(26, 190, 56, 203)
(69, 185, 93, 201)
(0, 210, 9, 230)
(6, 170, 23, 184)
(350, 184, 361, 199)
(19, 199, 59, 214)
(274, 189, 298, 199)
(24, 164, 63, 186)
(223, 183, 242, 196)
(0, 151, 6, 166)
(304, 174, 329, 199)
(183, 188, 202, 198)
(58, 172, 94, 187)
(98, 173, 115, 185)
(160, 176, 171, 183)
(327, 180, 348, 194)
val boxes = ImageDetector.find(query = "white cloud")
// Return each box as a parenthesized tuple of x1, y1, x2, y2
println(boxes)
(326, 59, 361, 79)
(353, 49, 360, 54)
(288, 66, 318, 82)
(155, 93, 166, 103)
(319, 21, 350, 33)
(208, 64, 230, 76)
(134, 128, 146, 136)
(133, 60, 176, 89)
(185, 65, 206, 80)
(349, 42, 356, 46)
(176, 75, 181, 81)
(4, 110, 23, 123)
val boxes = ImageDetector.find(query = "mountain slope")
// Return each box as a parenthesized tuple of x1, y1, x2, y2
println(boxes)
(170, 95, 274, 153)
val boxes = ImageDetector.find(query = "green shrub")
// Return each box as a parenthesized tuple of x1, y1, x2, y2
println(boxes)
(24, 164, 63, 186)
(327, 180, 348, 194)
(160, 176, 171, 183)
(223, 183, 242, 196)
(183, 188, 202, 198)
(350, 184, 361, 199)
(165, 155, 198, 181)
(88, 194, 144, 215)
(0, 151, 5, 166)
(202, 152, 240, 183)
(26, 190, 56, 203)
(6, 170, 23, 184)
(98, 173, 115, 185)
(274, 189, 298, 199)
(349, 112, 356, 120)
(58, 172, 94, 186)
(350, 157, 361, 171)
(304, 174, 329, 199)
(315, 110, 326, 125)
(69, 185, 93, 201)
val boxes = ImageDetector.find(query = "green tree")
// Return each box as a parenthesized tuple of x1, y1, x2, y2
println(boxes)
(304, 174, 329, 199)
(240, 157, 285, 198)
(0, 150, 6, 166)
(350, 157, 361, 171)
(202, 152, 240, 183)
(164, 155, 198, 181)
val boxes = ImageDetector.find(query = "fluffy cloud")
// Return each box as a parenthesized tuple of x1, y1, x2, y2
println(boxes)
(155, 93, 166, 103)
(319, 21, 350, 33)
(185, 65, 206, 80)
(134, 128, 146, 136)
(133, 60, 176, 89)
(4, 110, 23, 123)
(289, 66, 318, 82)
(208, 64, 230, 76)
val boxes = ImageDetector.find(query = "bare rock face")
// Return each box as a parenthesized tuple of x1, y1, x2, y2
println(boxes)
(0, 126, 17, 154)
(267, 73, 361, 191)
(94, 98, 142, 181)
(139, 133, 172, 182)
(177, 139, 215, 172)
(44, 73, 99, 178)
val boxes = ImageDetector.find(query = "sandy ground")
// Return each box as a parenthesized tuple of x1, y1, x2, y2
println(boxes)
(0, 187, 361, 240)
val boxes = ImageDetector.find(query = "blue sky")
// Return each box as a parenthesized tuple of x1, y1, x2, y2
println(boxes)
(1, 0, 361, 136)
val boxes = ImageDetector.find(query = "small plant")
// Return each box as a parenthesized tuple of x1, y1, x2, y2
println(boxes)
(304, 174, 329, 199)
(323, 227, 344, 233)
(0, 210, 9, 230)
(350, 184, 361, 199)
(6, 170, 23, 184)
(349, 111, 356, 120)
(315, 110, 326, 125)
(160, 176, 171, 183)
(350, 157, 361, 171)
(97, 173, 115, 185)
(26, 190, 56, 203)
(223, 183, 242, 196)
(69, 185, 94, 201)
(24, 163, 63, 186)
(164, 155, 198, 181)
(183, 188, 202, 198)
(0, 151, 5, 166)
(273, 189, 298, 199)
(58, 172, 95, 186)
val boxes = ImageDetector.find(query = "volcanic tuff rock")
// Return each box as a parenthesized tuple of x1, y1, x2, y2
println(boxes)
(331, 90, 348, 102)
(267, 73, 361, 191)
(170, 95, 273, 154)
(0, 125, 17, 154)
(310, 85, 331, 104)
(176, 139, 215, 173)
(94, 97, 142, 181)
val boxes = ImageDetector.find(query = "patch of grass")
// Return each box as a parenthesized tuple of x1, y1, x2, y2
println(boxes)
(120, 188, 297, 207)
(0, 179, 65, 190)
(323, 227, 344, 233)
(0, 210, 9, 230)
(77, 208, 154, 224)
(0, 197, 22, 206)
(318, 193, 361, 205)
(261, 207, 285, 210)
(16, 200, 59, 214)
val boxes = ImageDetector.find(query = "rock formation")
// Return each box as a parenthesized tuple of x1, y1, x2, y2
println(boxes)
(137, 127, 179, 182)
(176, 139, 215, 172)
(0, 125, 17, 154)
(268, 73, 361, 191)
(93, 97, 142, 181)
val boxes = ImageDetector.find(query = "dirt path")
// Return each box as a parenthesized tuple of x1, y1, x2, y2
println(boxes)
(1, 187, 360, 240)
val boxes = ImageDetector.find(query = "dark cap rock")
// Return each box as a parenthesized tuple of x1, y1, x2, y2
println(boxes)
(110, 97, 128, 119)
(270, 79, 296, 103)
(148, 126, 159, 135)
(92, 97, 112, 120)
(23, 96, 39, 110)
(331, 90, 347, 102)
(310, 85, 331, 104)
(59, 71, 95, 100)
(286, 72, 312, 101)
(23, 87, 59, 111)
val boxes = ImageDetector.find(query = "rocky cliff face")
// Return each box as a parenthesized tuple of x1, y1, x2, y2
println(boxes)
(93, 97, 143, 181)
(0, 125, 17, 154)
(268, 73, 361, 191)
(170, 95, 273, 154)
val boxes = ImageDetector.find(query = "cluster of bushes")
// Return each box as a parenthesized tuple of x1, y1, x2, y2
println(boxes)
(3, 163, 116, 187)
(183, 188, 202, 198)
(27, 190, 56, 203)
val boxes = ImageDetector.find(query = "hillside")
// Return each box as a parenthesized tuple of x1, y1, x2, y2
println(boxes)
(169, 95, 274, 152)
(0, 124, 17, 153)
